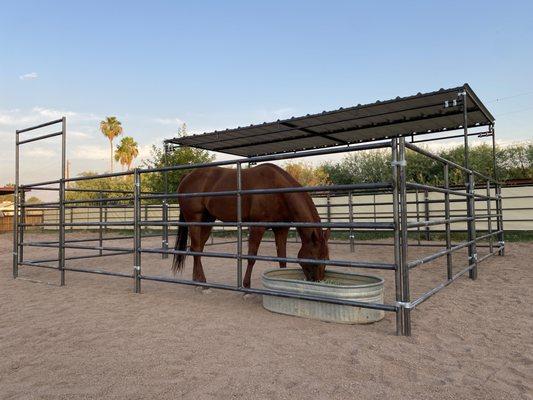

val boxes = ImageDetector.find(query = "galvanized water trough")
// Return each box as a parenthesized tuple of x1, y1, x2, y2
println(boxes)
(261, 268, 385, 324)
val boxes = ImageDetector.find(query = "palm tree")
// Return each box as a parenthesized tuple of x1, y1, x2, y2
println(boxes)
(100, 116, 123, 172)
(114, 136, 139, 171)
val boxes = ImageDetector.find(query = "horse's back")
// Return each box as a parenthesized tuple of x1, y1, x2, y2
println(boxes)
(177, 164, 301, 222)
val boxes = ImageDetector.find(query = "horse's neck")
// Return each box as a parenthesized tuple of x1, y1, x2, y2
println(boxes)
(286, 193, 320, 242)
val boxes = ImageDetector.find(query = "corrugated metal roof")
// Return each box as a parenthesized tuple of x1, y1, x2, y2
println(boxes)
(166, 84, 494, 157)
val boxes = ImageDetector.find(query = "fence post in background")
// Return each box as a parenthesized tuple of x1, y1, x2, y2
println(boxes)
(162, 142, 170, 259)
(236, 162, 243, 287)
(59, 117, 66, 286)
(18, 190, 25, 264)
(133, 168, 142, 293)
(444, 164, 453, 280)
(398, 137, 411, 336)
(423, 189, 430, 241)
(495, 183, 505, 256)
(99, 191, 103, 256)
(391, 138, 403, 335)
(348, 191, 355, 253)
(486, 180, 493, 253)
(326, 193, 331, 223)
(69, 206, 73, 232)
(467, 172, 478, 280)
(415, 189, 421, 245)
(492, 127, 505, 256)
(12, 129, 20, 279)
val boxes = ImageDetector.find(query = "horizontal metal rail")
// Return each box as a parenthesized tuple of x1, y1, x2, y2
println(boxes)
(64, 266, 133, 278)
(409, 245, 503, 309)
(140, 246, 396, 270)
(407, 182, 495, 200)
(18, 131, 63, 145)
(140, 183, 392, 200)
(406, 214, 499, 229)
(17, 118, 63, 133)
(140, 220, 394, 229)
(19, 261, 59, 270)
(20, 179, 61, 189)
(139, 141, 392, 174)
(63, 196, 135, 204)
(21, 242, 133, 252)
(18, 261, 133, 278)
(405, 142, 498, 184)
(29, 250, 134, 264)
(140, 274, 397, 312)
(19, 221, 134, 227)
(408, 230, 503, 268)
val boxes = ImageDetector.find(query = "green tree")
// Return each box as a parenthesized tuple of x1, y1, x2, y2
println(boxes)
(115, 136, 139, 171)
(65, 172, 136, 203)
(142, 124, 215, 198)
(100, 116, 123, 173)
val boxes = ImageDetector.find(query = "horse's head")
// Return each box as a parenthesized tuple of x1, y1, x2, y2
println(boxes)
(298, 228, 330, 281)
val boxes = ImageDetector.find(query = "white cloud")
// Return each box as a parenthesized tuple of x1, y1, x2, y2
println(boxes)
(69, 130, 91, 138)
(153, 117, 185, 125)
(71, 144, 108, 160)
(25, 147, 56, 158)
(19, 72, 38, 81)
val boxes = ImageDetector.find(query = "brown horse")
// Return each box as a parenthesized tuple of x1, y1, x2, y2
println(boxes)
(172, 163, 330, 287)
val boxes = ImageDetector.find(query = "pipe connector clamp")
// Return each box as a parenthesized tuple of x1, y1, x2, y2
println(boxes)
(396, 301, 413, 309)
(391, 160, 407, 167)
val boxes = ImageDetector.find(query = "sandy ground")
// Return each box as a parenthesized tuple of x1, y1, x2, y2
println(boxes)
(1, 231, 532, 400)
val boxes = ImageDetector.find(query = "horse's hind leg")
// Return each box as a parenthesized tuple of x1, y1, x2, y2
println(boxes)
(243, 227, 266, 288)
(189, 225, 213, 283)
(273, 227, 289, 268)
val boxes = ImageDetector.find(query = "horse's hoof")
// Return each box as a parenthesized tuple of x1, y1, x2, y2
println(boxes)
(194, 286, 211, 293)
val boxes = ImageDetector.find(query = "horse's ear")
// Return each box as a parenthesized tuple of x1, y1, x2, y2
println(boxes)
(323, 228, 331, 242)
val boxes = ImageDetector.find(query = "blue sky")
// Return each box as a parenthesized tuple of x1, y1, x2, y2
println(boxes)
(1, 0, 532, 186)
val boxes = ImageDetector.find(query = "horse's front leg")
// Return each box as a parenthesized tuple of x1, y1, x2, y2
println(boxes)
(273, 227, 289, 268)
(243, 227, 266, 288)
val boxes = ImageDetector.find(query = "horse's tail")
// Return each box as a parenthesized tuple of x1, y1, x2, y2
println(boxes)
(171, 211, 188, 274)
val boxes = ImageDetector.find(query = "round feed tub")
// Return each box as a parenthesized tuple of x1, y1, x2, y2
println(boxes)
(261, 268, 385, 324)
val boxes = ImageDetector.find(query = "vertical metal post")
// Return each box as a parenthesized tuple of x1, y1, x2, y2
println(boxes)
(496, 183, 505, 256)
(398, 137, 411, 336)
(462, 92, 478, 279)
(373, 194, 377, 223)
(133, 168, 142, 293)
(236, 162, 243, 287)
(98, 191, 103, 256)
(59, 117, 66, 286)
(492, 127, 505, 256)
(486, 180, 493, 253)
(415, 189, 421, 245)
(18, 190, 25, 264)
(348, 192, 355, 253)
(467, 171, 477, 280)
(70, 207, 74, 232)
(444, 164, 452, 280)
(391, 138, 403, 335)
(104, 202, 108, 234)
(462, 90, 470, 171)
(162, 142, 170, 259)
(13, 129, 20, 279)
(326, 193, 331, 223)
(423, 189, 430, 241)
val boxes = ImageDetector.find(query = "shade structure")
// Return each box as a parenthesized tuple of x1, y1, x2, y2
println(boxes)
(166, 84, 494, 157)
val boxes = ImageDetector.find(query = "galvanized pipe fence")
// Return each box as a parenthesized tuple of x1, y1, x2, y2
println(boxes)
(13, 117, 506, 336)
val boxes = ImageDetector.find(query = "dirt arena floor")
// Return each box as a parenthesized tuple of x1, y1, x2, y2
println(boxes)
(1, 232, 532, 399)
